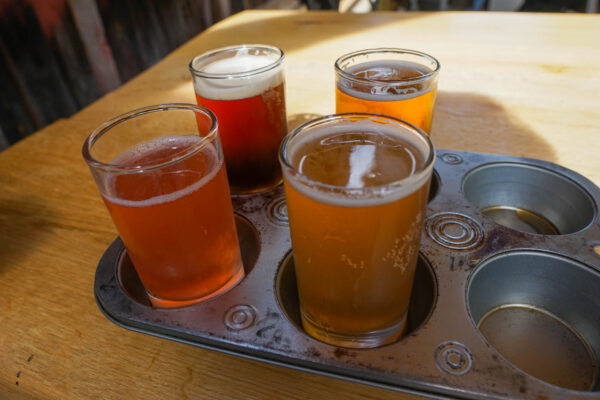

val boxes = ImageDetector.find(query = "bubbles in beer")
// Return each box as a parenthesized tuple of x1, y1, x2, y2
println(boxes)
(351, 60, 431, 81)
(373, 85, 419, 96)
(105, 135, 221, 207)
(340, 60, 434, 102)
(294, 131, 422, 189)
(111, 135, 204, 168)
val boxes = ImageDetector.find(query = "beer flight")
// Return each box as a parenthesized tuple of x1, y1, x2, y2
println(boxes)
(82, 45, 440, 349)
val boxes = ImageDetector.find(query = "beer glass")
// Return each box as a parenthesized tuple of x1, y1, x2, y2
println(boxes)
(190, 44, 287, 194)
(335, 48, 440, 134)
(279, 113, 435, 348)
(83, 104, 244, 308)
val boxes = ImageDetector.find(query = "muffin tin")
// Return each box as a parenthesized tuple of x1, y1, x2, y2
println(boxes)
(94, 149, 600, 400)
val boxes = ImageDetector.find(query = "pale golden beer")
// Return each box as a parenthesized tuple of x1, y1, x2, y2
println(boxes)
(279, 114, 435, 348)
(335, 49, 440, 134)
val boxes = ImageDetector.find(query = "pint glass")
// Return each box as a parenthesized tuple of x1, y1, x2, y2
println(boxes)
(190, 44, 287, 194)
(335, 49, 440, 134)
(279, 114, 435, 348)
(83, 104, 244, 308)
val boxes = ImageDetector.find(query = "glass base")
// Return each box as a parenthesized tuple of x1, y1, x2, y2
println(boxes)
(147, 264, 245, 309)
(300, 310, 407, 349)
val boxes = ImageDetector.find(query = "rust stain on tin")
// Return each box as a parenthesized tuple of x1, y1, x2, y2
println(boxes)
(334, 348, 357, 358)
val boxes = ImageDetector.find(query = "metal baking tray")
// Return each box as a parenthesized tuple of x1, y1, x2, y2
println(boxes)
(94, 150, 600, 400)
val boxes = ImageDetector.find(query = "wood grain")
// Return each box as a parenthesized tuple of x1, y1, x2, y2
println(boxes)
(0, 10, 599, 400)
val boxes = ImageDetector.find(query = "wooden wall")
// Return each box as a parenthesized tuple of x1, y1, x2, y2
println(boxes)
(0, 0, 261, 150)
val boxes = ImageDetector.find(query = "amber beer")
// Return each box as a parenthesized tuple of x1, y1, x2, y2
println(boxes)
(335, 49, 440, 134)
(190, 45, 287, 194)
(280, 114, 435, 348)
(83, 104, 244, 309)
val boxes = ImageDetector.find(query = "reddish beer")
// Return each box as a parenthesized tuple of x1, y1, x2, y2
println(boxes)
(103, 136, 243, 305)
(335, 49, 440, 134)
(83, 104, 243, 308)
(190, 45, 287, 194)
(280, 114, 435, 348)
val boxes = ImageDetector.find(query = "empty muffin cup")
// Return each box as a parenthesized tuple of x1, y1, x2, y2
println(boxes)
(462, 163, 596, 234)
(467, 250, 600, 391)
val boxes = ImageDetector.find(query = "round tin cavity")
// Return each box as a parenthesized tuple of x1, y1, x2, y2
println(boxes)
(275, 252, 437, 345)
(426, 212, 484, 250)
(462, 162, 596, 234)
(479, 205, 559, 235)
(467, 251, 600, 391)
(117, 214, 260, 306)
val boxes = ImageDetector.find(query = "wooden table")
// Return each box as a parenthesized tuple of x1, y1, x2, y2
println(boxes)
(1, 10, 599, 400)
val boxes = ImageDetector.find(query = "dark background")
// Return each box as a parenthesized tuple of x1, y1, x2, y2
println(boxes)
(0, 0, 265, 149)
(0, 0, 592, 150)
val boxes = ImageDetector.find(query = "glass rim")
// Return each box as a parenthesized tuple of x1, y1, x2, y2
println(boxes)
(189, 44, 285, 80)
(279, 112, 435, 196)
(82, 103, 218, 174)
(334, 48, 440, 85)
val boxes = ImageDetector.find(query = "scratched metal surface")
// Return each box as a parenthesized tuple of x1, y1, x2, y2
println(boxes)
(94, 150, 600, 400)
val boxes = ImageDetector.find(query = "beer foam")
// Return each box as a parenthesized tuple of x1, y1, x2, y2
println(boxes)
(284, 120, 433, 207)
(110, 135, 198, 166)
(338, 60, 434, 102)
(203, 55, 274, 74)
(103, 136, 222, 208)
(193, 54, 283, 101)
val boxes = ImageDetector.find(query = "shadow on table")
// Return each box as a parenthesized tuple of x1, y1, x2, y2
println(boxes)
(287, 92, 558, 166)
(0, 194, 55, 275)
(431, 91, 557, 163)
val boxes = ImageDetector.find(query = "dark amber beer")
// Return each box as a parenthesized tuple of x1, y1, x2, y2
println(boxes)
(279, 114, 435, 348)
(83, 104, 244, 308)
(190, 45, 287, 194)
(335, 49, 440, 134)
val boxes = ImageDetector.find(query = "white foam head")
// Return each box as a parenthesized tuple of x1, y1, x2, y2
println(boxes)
(282, 118, 434, 207)
(191, 49, 284, 101)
